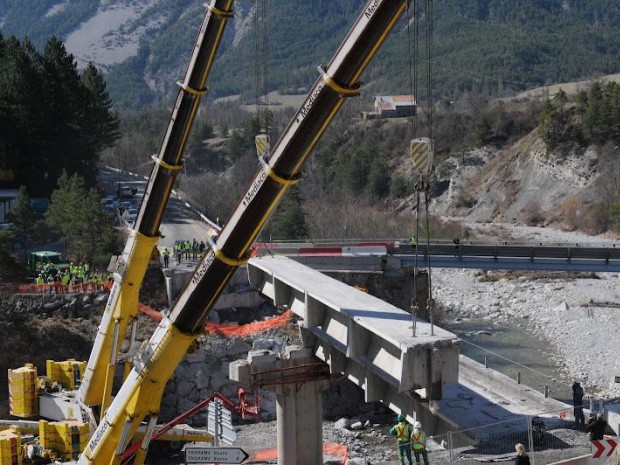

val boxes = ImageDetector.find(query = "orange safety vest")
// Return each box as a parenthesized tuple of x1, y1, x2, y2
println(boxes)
(412, 431, 426, 450)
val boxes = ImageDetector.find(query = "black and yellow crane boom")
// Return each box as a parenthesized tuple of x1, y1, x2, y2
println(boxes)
(78, 0, 235, 414)
(78, 1, 410, 464)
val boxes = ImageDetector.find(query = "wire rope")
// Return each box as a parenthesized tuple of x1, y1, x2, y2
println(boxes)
(254, 0, 260, 120)
(261, 0, 269, 134)
(459, 338, 573, 389)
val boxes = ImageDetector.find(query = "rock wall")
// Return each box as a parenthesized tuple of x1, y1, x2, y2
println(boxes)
(2, 293, 387, 426)
(160, 333, 385, 426)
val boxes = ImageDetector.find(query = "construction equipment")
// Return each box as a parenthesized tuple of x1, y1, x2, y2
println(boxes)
(5, 359, 257, 463)
(5, 1, 416, 464)
(78, 0, 235, 417)
(76, 2, 412, 465)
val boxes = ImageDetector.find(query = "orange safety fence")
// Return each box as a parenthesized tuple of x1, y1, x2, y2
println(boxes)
(16, 281, 110, 294)
(138, 301, 294, 337)
(205, 310, 294, 337)
(248, 442, 348, 464)
(12, 280, 293, 337)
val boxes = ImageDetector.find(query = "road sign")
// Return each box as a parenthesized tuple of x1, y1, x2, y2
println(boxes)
(207, 399, 236, 445)
(185, 446, 249, 464)
(591, 438, 617, 458)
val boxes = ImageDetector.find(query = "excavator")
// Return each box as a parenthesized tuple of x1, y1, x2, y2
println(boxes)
(14, 1, 415, 464)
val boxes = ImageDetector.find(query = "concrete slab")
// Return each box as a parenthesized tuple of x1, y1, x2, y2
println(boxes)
(247, 256, 460, 407)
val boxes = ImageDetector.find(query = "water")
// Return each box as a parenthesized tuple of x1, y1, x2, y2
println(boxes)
(443, 317, 573, 404)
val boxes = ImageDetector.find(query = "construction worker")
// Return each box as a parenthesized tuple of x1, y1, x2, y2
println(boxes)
(411, 421, 429, 465)
(390, 414, 413, 465)
(174, 242, 182, 264)
(162, 247, 170, 268)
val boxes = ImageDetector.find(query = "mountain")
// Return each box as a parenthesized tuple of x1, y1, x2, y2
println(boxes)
(2, 1, 620, 109)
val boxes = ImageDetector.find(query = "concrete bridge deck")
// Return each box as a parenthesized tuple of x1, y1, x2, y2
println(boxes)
(247, 255, 460, 419)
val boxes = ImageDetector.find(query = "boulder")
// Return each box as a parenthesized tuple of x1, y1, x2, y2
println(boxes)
(334, 418, 349, 430)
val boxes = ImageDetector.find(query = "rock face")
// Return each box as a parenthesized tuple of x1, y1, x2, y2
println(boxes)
(431, 135, 602, 229)
(160, 332, 387, 426)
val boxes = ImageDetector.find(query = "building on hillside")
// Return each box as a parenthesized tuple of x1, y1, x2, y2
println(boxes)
(362, 95, 416, 120)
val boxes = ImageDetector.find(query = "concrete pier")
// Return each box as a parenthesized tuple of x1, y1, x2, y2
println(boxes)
(230, 346, 331, 465)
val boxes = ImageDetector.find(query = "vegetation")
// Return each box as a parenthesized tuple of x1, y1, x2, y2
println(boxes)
(45, 172, 119, 266)
(4, 1, 620, 109)
(0, 34, 120, 196)
(539, 83, 620, 151)
(265, 187, 308, 241)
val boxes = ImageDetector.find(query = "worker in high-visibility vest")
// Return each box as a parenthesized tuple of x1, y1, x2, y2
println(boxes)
(390, 414, 413, 465)
(411, 421, 429, 465)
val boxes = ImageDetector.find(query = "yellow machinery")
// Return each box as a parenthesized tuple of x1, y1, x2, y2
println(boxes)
(77, 0, 235, 416)
(76, 2, 412, 465)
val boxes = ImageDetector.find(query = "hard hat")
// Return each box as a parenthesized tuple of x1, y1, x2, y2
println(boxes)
(397, 414, 405, 422)
(574, 376, 581, 384)
(414, 421, 422, 429)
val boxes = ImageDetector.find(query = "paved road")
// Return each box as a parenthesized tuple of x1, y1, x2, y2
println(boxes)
(98, 167, 216, 250)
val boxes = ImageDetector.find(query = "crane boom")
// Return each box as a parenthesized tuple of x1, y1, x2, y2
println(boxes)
(78, 1, 410, 464)
(78, 0, 235, 412)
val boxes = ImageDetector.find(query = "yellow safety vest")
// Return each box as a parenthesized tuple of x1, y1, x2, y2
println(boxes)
(412, 431, 426, 450)
(395, 423, 409, 442)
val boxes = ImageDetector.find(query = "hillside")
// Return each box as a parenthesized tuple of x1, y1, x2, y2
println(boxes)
(2, 1, 620, 108)
(430, 132, 610, 234)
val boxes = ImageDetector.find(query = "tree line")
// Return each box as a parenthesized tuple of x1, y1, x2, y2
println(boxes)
(539, 82, 620, 152)
(0, 34, 121, 278)
(0, 33, 119, 196)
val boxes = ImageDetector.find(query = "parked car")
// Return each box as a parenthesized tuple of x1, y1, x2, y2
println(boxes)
(118, 185, 137, 198)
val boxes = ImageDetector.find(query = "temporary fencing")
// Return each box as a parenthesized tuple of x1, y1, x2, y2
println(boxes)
(429, 404, 605, 464)
(14, 278, 294, 336)
(17, 281, 109, 294)
(137, 301, 294, 336)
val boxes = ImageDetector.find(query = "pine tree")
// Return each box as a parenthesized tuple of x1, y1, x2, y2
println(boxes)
(81, 63, 120, 155)
(269, 186, 308, 240)
(7, 185, 37, 241)
(45, 171, 117, 264)
(41, 36, 88, 187)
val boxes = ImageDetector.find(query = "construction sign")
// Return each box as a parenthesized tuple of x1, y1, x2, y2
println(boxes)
(409, 137, 434, 176)
(591, 437, 617, 458)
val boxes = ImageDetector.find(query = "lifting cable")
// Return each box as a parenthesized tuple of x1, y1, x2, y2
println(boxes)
(254, 0, 270, 148)
(409, 0, 435, 336)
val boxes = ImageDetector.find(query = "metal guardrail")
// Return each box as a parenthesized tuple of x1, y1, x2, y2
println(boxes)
(256, 239, 620, 272)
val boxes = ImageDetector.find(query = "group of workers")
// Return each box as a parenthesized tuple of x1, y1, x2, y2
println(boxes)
(390, 415, 430, 465)
(34, 262, 110, 291)
(161, 239, 207, 268)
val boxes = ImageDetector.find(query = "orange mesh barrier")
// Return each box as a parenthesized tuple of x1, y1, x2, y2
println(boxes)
(16, 280, 292, 337)
(139, 303, 162, 321)
(248, 442, 347, 464)
(137, 303, 293, 336)
(17, 282, 109, 294)
(204, 310, 293, 336)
